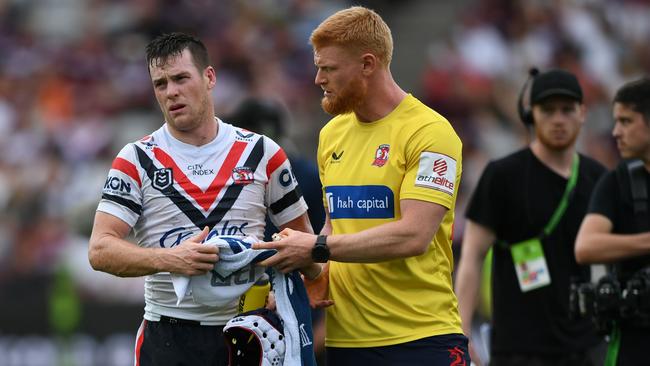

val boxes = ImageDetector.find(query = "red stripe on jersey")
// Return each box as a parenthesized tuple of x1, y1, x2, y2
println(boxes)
(153, 141, 247, 211)
(112, 157, 142, 187)
(266, 148, 288, 178)
(134, 319, 146, 366)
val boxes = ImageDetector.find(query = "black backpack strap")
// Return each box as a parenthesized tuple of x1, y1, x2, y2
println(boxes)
(611, 160, 650, 277)
(626, 160, 650, 231)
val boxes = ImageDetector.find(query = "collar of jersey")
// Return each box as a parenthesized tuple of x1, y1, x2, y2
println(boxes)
(162, 117, 231, 152)
(352, 93, 414, 128)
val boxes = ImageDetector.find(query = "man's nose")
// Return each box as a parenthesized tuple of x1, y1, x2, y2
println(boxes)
(314, 70, 325, 86)
(550, 111, 570, 124)
(166, 82, 180, 97)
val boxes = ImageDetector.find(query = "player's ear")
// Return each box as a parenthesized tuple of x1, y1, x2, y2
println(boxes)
(361, 53, 377, 76)
(205, 66, 216, 89)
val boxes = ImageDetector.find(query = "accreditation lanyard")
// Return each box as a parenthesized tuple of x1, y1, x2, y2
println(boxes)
(541, 153, 580, 238)
(510, 153, 580, 292)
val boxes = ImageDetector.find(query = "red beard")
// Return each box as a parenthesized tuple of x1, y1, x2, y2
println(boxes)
(321, 77, 367, 116)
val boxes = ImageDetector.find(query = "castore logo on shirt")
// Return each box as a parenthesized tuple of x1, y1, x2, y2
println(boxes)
(235, 130, 255, 141)
(139, 135, 158, 149)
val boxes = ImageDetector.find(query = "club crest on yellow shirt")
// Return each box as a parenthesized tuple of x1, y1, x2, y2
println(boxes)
(372, 144, 390, 167)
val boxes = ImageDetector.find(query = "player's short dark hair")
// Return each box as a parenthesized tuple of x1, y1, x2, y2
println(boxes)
(145, 32, 210, 72)
(614, 77, 650, 123)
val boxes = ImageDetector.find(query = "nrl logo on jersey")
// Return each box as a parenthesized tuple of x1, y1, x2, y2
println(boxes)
(232, 166, 254, 185)
(153, 168, 173, 190)
(372, 144, 390, 167)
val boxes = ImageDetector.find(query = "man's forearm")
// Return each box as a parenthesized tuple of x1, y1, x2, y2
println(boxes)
(89, 235, 163, 277)
(328, 218, 438, 262)
(576, 232, 650, 263)
(455, 260, 482, 337)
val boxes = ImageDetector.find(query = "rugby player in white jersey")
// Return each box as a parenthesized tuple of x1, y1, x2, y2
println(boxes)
(88, 32, 320, 366)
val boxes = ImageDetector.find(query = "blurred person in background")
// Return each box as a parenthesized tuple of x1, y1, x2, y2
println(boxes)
(254, 6, 470, 365)
(455, 69, 606, 366)
(88, 32, 318, 366)
(575, 77, 650, 366)
(226, 98, 325, 239)
(227, 97, 329, 362)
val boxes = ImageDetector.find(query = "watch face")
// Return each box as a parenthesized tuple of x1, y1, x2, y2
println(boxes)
(312, 244, 330, 263)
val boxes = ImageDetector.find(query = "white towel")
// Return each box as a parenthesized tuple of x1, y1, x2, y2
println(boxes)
(170, 235, 316, 365)
(170, 235, 272, 306)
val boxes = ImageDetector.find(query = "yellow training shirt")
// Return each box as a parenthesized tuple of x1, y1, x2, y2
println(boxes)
(318, 94, 463, 347)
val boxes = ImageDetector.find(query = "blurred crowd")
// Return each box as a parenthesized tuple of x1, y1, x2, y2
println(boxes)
(0, 0, 648, 337)
(0, 0, 343, 301)
(420, 0, 650, 244)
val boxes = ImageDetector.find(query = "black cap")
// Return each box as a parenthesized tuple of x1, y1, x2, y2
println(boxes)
(530, 69, 583, 104)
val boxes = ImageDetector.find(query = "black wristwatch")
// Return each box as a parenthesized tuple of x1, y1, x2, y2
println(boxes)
(311, 235, 330, 263)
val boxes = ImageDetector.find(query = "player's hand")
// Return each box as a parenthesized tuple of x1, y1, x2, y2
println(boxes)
(265, 291, 277, 311)
(468, 340, 482, 366)
(253, 228, 314, 273)
(164, 227, 219, 275)
(300, 263, 323, 280)
(303, 269, 334, 309)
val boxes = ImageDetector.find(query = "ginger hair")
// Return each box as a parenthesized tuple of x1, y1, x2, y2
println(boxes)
(310, 6, 393, 67)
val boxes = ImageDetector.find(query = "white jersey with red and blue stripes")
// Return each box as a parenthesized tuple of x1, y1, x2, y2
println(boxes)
(97, 118, 307, 325)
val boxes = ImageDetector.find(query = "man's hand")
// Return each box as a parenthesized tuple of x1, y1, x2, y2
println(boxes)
(266, 291, 276, 311)
(468, 340, 482, 366)
(253, 228, 315, 273)
(271, 232, 322, 280)
(162, 227, 219, 275)
(303, 264, 334, 309)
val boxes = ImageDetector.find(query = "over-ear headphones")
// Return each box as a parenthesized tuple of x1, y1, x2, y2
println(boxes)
(517, 67, 540, 126)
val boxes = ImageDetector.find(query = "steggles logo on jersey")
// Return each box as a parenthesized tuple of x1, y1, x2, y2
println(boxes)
(372, 144, 390, 167)
(153, 168, 173, 191)
(232, 166, 254, 185)
(433, 158, 448, 176)
(159, 222, 250, 247)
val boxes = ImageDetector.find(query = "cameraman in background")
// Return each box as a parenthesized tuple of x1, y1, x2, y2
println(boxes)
(576, 77, 650, 366)
(456, 68, 606, 366)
